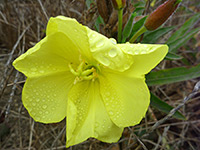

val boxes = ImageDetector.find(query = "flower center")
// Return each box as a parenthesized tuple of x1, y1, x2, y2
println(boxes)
(69, 60, 99, 84)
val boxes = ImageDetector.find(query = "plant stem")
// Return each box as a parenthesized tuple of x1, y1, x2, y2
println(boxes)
(129, 26, 147, 43)
(118, 8, 123, 43)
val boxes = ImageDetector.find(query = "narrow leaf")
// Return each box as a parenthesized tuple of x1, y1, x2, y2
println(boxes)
(165, 51, 182, 60)
(150, 93, 186, 120)
(142, 26, 175, 43)
(167, 13, 200, 43)
(94, 16, 104, 32)
(168, 27, 200, 53)
(129, 16, 147, 40)
(122, 12, 137, 42)
(146, 64, 200, 86)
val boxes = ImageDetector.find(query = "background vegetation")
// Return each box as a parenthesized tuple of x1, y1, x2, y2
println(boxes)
(0, 0, 199, 149)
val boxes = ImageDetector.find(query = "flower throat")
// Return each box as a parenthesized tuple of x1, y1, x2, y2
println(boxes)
(69, 60, 99, 84)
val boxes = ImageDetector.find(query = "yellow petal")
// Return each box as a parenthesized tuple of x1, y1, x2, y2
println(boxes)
(13, 32, 80, 78)
(118, 43, 168, 76)
(86, 27, 134, 72)
(22, 71, 74, 123)
(66, 81, 123, 147)
(46, 16, 92, 61)
(99, 68, 150, 127)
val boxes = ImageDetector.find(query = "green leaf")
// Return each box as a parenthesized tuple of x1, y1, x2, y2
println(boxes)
(142, 26, 175, 44)
(150, 93, 186, 120)
(165, 51, 182, 60)
(94, 16, 105, 32)
(86, 0, 94, 8)
(146, 64, 200, 86)
(122, 12, 137, 42)
(167, 13, 200, 43)
(128, 16, 147, 41)
(168, 27, 200, 53)
(133, 7, 145, 15)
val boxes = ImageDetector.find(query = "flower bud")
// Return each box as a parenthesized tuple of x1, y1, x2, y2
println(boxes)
(111, 0, 126, 10)
(144, 0, 181, 31)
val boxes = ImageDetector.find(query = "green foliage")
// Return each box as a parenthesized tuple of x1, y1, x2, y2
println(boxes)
(86, 0, 94, 8)
(167, 27, 200, 53)
(122, 12, 137, 42)
(150, 93, 186, 120)
(167, 13, 200, 43)
(146, 64, 200, 86)
(94, 16, 105, 32)
(142, 26, 175, 44)
(128, 16, 147, 41)
(165, 51, 182, 60)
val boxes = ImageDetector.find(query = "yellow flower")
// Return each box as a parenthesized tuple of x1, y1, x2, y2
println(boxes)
(13, 16, 168, 147)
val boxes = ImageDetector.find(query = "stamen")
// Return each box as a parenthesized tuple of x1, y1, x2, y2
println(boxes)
(81, 67, 95, 76)
(68, 63, 79, 76)
(77, 60, 85, 74)
(69, 61, 98, 84)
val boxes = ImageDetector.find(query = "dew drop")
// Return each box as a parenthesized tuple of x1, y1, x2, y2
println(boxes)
(98, 55, 110, 66)
(123, 64, 130, 70)
(134, 50, 140, 54)
(31, 68, 37, 71)
(109, 111, 114, 115)
(39, 70, 44, 73)
(42, 105, 47, 109)
(109, 38, 117, 45)
(140, 49, 147, 54)
(96, 41, 104, 48)
(105, 91, 110, 97)
(126, 49, 133, 54)
(108, 48, 118, 58)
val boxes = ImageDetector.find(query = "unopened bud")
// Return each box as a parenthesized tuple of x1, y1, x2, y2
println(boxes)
(111, 0, 126, 10)
(144, 0, 181, 31)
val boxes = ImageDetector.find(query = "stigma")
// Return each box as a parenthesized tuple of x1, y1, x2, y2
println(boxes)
(69, 60, 98, 84)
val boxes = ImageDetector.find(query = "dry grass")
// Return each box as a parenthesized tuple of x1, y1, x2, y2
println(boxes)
(0, 0, 200, 149)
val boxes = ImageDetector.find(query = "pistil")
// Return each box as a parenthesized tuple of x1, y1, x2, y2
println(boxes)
(69, 61, 98, 84)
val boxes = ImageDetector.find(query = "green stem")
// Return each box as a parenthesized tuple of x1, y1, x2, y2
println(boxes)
(118, 8, 123, 43)
(129, 26, 147, 43)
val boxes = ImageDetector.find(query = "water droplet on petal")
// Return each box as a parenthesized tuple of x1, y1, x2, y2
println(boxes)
(98, 56, 110, 66)
(134, 50, 140, 54)
(42, 105, 47, 109)
(108, 48, 118, 58)
(109, 111, 113, 115)
(109, 38, 117, 45)
(123, 64, 130, 70)
(126, 49, 133, 54)
(31, 68, 37, 71)
(39, 70, 44, 73)
(96, 41, 104, 48)
(105, 91, 110, 97)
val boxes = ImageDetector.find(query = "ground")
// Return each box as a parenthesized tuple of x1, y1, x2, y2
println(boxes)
(0, 0, 200, 150)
